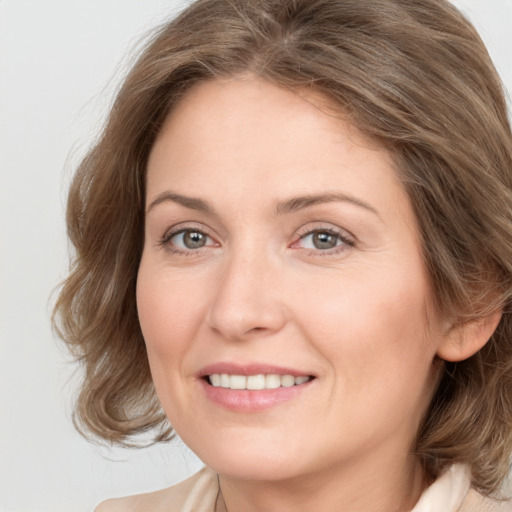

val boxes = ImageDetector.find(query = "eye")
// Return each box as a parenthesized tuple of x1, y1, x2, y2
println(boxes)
(292, 226, 355, 254)
(300, 230, 342, 250)
(160, 227, 216, 253)
(173, 230, 208, 249)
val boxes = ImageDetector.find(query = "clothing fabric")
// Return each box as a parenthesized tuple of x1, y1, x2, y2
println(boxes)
(95, 464, 512, 512)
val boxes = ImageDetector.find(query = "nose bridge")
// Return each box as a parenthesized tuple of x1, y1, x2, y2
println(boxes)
(207, 239, 286, 341)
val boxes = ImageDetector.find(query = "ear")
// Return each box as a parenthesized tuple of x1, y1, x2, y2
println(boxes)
(436, 310, 502, 362)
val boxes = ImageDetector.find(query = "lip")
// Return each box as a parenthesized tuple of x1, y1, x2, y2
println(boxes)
(197, 362, 315, 412)
(198, 362, 313, 378)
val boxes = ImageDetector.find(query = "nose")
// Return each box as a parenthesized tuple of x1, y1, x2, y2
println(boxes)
(206, 249, 288, 342)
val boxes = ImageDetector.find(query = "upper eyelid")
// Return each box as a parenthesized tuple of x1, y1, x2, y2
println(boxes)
(294, 230, 353, 248)
(159, 227, 218, 255)
(162, 222, 212, 240)
(167, 228, 212, 242)
(157, 221, 356, 248)
(294, 223, 356, 241)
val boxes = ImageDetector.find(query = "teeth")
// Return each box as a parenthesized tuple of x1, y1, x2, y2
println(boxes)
(247, 374, 265, 390)
(208, 373, 311, 390)
(281, 374, 295, 387)
(229, 375, 246, 389)
(265, 374, 281, 389)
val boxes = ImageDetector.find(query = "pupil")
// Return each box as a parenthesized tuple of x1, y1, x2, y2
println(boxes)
(314, 232, 336, 249)
(184, 231, 206, 248)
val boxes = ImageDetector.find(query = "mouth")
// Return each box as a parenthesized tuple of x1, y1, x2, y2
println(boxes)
(198, 364, 316, 412)
(197, 362, 317, 413)
(206, 373, 312, 390)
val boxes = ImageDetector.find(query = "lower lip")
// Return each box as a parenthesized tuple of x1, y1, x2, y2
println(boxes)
(199, 378, 313, 412)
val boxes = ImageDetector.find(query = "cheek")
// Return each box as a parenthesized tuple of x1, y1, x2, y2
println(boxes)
(136, 261, 206, 375)
(300, 275, 438, 441)
(292, 262, 437, 387)
(136, 262, 214, 425)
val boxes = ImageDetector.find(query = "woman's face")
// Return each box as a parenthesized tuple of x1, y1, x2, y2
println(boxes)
(137, 77, 449, 482)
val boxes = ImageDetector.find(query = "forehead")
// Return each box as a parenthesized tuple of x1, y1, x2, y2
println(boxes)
(147, 77, 404, 207)
(155, 76, 376, 148)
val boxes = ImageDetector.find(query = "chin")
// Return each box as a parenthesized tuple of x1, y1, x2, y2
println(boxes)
(186, 433, 307, 482)
(206, 454, 302, 482)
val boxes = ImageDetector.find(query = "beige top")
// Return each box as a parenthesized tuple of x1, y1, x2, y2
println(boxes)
(96, 464, 512, 512)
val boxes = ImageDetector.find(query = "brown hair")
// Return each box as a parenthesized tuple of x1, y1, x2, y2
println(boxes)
(53, 0, 512, 495)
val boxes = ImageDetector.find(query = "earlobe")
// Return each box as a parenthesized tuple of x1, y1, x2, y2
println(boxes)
(436, 310, 502, 362)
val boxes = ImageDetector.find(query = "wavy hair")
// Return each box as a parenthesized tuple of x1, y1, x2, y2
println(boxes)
(53, 0, 512, 495)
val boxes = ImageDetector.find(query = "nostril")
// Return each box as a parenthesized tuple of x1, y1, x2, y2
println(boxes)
(248, 326, 265, 333)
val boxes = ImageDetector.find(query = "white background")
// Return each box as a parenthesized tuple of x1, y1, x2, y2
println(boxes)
(0, 1, 511, 511)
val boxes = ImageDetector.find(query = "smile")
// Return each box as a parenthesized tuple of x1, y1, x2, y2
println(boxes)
(208, 374, 312, 390)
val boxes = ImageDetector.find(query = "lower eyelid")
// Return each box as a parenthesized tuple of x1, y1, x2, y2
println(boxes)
(158, 225, 353, 255)
(157, 228, 200, 249)
(174, 231, 211, 247)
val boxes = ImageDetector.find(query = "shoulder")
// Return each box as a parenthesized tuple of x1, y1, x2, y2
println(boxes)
(458, 489, 512, 512)
(413, 464, 512, 512)
(94, 466, 219, 512)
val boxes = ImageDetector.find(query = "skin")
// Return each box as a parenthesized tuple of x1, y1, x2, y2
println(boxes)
(137, 76, 472, 512)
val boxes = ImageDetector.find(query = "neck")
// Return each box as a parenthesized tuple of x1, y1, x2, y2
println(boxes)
(217, 452, 426, 512)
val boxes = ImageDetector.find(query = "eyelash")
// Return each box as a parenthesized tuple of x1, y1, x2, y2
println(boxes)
(158, 224, 216, 256)
(158, 224, 355, 257)
(293, 225, 355, 256)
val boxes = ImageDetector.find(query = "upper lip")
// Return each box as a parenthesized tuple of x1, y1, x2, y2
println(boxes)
(198, 362, 314, 378)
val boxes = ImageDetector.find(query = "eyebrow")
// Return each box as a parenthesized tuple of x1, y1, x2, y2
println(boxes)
(146, 191, 214, 215)
(146, 190, 379, 217)
(274, 193, 379, 217)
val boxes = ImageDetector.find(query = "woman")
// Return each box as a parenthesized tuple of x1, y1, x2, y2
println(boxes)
(54, 0, 512, 510)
